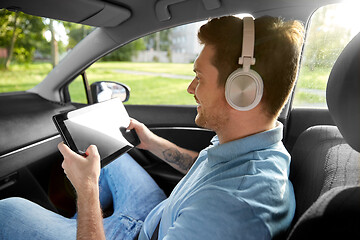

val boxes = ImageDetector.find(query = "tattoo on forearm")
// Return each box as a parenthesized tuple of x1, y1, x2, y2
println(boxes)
(162, 148, 196, 171)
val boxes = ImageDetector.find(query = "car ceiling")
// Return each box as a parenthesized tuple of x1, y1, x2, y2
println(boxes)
(1, 0, 341, 28)
(0, 0, 131, 27)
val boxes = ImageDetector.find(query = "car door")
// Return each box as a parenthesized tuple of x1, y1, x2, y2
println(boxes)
(0, 91, 76, 212)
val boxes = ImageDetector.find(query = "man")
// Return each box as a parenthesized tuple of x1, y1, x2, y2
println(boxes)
(0, 16, 304, 239)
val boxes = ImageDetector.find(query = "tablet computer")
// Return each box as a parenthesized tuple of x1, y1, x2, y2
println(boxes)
(53, 98, 139, 168)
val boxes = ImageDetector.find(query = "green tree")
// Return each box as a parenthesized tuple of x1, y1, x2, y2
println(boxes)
(0, 9, 46, 69)
(35, 19, 71, 65)
(63, 22, 93, 49)
(102, 38, 146, 61)
(49, 19, 59, 68)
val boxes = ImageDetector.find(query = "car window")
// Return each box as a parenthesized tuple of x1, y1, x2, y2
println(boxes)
(69, 14, 252, 105)
(68, 21, 204, 105)
(293, 3, 360, 108)
(0, 10, 93, 93)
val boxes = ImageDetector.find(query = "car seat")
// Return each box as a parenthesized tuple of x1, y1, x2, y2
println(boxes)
(286, 32, 360, 239)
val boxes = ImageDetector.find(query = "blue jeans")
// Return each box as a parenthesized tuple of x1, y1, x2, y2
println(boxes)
(0, 154, 166, 240)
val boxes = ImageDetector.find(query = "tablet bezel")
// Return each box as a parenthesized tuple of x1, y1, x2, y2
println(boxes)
(53, 112, 78, 153)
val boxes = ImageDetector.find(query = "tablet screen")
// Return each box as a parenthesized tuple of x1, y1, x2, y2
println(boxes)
(53, 98, 134, 167)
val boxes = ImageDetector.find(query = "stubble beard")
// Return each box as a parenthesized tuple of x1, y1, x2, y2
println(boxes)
(195, 106, 229, 132)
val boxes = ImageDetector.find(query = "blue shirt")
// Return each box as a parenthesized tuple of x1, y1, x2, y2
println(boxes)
(139, 122, 295, 239)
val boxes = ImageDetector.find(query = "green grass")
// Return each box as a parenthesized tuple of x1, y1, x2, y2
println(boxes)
(293, 91, 326, 106)
(0, 63, 52, 92)
(297, 66, 330, 90)
(91, 61, 194, 76)
(65, 61, 195, 105)
(293, 66, 330, 107)
(1, 62, 331, 107)
(69, 73, 194, 105)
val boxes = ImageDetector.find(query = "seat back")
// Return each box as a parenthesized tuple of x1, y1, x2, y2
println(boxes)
(289, 126, 359, 222)
(288, 185, 360, 239)
(287, 32, 360, 239)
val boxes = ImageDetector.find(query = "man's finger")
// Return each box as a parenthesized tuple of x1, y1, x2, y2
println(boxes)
(61, 159, 66, 169)
(86, 145, 100, 159)
(58, 142, 77, 158)
(127, 118, 136, 130)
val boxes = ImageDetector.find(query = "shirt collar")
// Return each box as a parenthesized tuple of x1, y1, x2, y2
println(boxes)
(206, 121, 284, 167)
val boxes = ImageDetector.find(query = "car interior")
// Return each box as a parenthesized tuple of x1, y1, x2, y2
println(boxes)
(0, 0, 359, 239)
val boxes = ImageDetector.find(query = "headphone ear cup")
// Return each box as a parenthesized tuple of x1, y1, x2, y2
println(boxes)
(225, 68, 264, 111)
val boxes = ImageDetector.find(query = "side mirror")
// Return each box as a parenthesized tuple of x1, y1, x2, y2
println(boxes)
(90, 81, 130, 103)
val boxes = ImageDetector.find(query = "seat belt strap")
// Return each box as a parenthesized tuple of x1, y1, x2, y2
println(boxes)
(151, 220, 161, 240)
(133, 220, 160, 240)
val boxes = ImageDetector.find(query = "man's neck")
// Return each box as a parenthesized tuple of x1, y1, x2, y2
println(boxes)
(216, 113, 276, 144)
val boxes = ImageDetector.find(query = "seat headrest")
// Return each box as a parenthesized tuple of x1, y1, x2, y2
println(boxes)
(326, 33, 360, 152)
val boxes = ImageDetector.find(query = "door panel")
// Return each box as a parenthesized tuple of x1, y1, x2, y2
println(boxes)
(0, 92, 75, 157)
(125, 105, 198, 128)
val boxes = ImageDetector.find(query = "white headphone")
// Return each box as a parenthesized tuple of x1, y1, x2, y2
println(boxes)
(225, 17, 263, 111)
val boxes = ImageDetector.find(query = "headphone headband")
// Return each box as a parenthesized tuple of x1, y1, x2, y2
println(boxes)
(238, 17, 256, 71)
(224, 16, 263, 111)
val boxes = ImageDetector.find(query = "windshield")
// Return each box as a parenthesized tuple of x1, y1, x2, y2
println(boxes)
(0, 9, 93, 92)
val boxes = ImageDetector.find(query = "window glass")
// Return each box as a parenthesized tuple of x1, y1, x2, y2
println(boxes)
(68, 75, 87, 103)
(0, 9, 93, 93)
(75, 14, 252, 105)
(71, 22, 204, 105)
(293, 2, 360, 107)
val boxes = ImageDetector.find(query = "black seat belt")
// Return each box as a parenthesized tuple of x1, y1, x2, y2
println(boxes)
(151, 220, 161, 240)
(134, 220, 160, 240)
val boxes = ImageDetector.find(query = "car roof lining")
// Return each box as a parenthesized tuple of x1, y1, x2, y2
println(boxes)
(0, 0, 131, 27)
(1, 0, 340, 27)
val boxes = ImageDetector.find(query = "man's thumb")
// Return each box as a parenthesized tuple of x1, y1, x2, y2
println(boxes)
(86, 145, 100, 159)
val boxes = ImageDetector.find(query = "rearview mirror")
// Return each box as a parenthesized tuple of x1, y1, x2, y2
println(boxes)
(90, 81, 130, 103)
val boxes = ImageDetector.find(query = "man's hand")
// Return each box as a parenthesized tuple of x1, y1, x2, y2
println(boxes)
(127, 118, 159, 151)
(58, 142, 105, 240)
(128, 118, 198, 174)
(58, 143, 101, 195)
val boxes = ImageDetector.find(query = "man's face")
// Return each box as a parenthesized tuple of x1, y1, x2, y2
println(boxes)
(187, 45, 229, 131)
